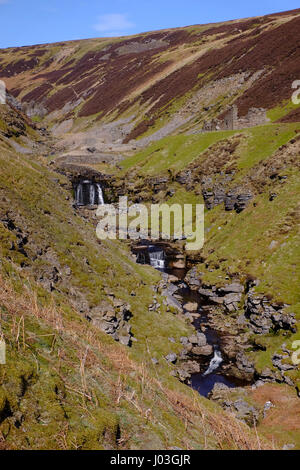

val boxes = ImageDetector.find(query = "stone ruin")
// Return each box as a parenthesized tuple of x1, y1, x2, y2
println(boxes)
(202, 104, 268, 132)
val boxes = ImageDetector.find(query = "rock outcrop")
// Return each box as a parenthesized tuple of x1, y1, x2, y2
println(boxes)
(245, 292, 297, 335)
(208, 383, 261, 427)
(87, 299, 133, 346)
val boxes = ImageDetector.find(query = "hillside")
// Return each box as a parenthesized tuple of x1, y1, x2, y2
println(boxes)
(0, 8, 300, 145)
(0, 7, 299, 450)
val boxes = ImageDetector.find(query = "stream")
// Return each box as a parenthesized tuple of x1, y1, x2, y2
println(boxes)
(175, 283, 244, 397)
(134, 242, 244, 397)
(73, 184, 247, 397)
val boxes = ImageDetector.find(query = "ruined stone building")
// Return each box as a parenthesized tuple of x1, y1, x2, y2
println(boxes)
(202, 104, 268, 132)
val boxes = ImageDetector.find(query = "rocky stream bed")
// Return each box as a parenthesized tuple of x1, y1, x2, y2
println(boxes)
(131, 241, 299, 426)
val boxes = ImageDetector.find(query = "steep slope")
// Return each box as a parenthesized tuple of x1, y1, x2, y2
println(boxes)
(0, 103, 274, 450)
(0, 8, 299, 148)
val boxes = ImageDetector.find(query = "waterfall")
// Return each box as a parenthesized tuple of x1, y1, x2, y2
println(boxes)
(75, 181, 105, 206)
(95, 183, 104, 205)
(76, 184, 84, 205)
(149, 249, 165, 269)
(203, 349, 223, 376)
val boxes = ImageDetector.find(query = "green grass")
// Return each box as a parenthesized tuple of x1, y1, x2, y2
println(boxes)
(236, 123, 300, 173)
(267, 100, 300, 122)
(121, 130, 237, 175)
(121, 123, 300, 180)
(199, 172, 300, 304)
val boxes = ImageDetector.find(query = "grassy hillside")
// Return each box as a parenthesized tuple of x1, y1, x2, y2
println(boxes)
(117, 121, 300, 390)
(120, 123, 300, 175)
(0, 103, 274, 450)
(0, 9, 300, 142)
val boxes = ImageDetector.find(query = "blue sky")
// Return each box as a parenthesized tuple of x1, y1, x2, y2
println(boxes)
(0, 0, 299, 48)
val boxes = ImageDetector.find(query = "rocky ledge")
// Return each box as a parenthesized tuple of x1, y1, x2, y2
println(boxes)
(86, 297, 133, 346)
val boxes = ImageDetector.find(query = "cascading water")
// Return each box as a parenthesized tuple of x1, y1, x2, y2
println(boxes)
(133, 241, 247, 397)
(203, 349, 223, 376)
(95, 183, 104, 206)
(76, 184, 84, 206)
(148, 247, 165, 269)
(75, 180, 105, 206)
(135, 244, 166, 269)
(173, 277, 244, 396)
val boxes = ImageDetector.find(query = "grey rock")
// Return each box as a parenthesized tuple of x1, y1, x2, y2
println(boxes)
(165, 353, 177, 364)
(188, 335, 199, 345)
(192, 344, 213, 356)
(180, 336, 189, 345)
(198, 288, 214, 297)
(208, 382, 230, 399)
(233, 399, 259, 426)
(224, 293, 242, 304)
(221, 283, 244, 294)
(119, 335, 132, 347)
(237, 314, 247, 326)
(177, 361, 200, 380)
(236, 352, 255, 376)
(163, 293, 183, 313)
(211, 296, 225, 304)
(188, 332, 207, 347)
(196, 332, 207, 347)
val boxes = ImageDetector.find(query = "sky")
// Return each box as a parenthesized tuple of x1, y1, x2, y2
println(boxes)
(0, 0, 299, 48)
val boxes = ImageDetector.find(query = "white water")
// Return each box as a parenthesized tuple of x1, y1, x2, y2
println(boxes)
(95, 183, 104, 205)
(75, 181, 104, 206)
(76, 184, 83, 205)
(149, 250, 165, 269)
(203, 349, 223, 376)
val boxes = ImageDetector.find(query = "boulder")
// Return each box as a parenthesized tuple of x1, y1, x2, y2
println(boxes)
(245, 291, 296, 335)
(192, 344, 213, 356)
(208, 382, 230, 400)
(224, 293, 242, 303)
(163, 284, 179, 296)
(176, 360, 201, 382)
(196, 332, 208, 347)
(223, 292, 242, 312)
(209, 385, 260, 427)
(188, 335, 199, 345)
(235, 352, 255, 379)
(163, 294, 183, 313)
(183, 302, 198, 312)
(232, 399, 260, 426)
(180, 336, 189, 345)
(119, 335, 131, 347)
(165, 353, 177, 364)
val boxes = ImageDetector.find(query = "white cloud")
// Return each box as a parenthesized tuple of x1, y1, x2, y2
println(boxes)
(93, 13, 134, 36)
